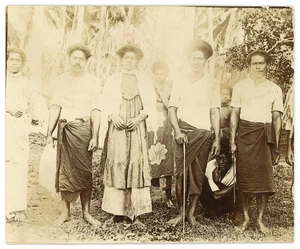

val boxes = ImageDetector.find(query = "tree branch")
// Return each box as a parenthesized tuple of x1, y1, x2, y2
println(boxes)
(268, 38, 294, 53)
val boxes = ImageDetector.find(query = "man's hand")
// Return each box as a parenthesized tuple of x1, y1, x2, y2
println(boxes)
(7, 109, 23, 118)
(211, 140, 220, 157)
(45, 134, 54, 148)
(230, 140, 237, 157)
(110, 115, 126, 130)
(174, 131, 188, 144)
(88, 137, 98, 152)
(212, 168, 221, 183)
(126, 117, 142, 131)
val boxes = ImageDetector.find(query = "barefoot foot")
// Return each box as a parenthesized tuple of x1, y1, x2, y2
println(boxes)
(167, 215, 184, 227)
(54, 213, 71, 226)
(166, 199, 175, 208)
(14, 211, 26, 222)
(83, 212, 101, 226)
(106, 215, 124, 225)
(133, 217, 146, 227)
(6, 212, 16, 221)
(257, 220, 269, 234)
(236, 218, 250, 232)
(187, 214, 200, 228)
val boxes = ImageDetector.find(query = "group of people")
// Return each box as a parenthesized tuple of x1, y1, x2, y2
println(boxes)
(6, 38, 286, 234)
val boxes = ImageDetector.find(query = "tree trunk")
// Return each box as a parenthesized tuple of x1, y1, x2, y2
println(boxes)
(208, 8, 215, 77)
(71, 6, 85, 43)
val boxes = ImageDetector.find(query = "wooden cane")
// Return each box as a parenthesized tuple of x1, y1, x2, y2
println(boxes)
(231, 153, 236, 205)
(182, 142, 186, 236)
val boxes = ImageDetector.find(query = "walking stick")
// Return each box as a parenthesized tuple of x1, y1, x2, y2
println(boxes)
(182, 142, 186, 236)
(231, 153, 236, 205)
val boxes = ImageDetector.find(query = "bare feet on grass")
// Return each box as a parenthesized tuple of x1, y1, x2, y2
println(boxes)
(14, 211, 26, 222)
(133, 217, 146, 227)
(236, 217, 250, 232)
(257, 220, 269, 234)
(167, 215, 184, 227)
(83, 212, 101, 226)
(54, 213, 71, 226)
(166, 199, 175, 208)
(106, 215, 124, 225)
(6, 212, 16, 221)
(187, 214, 200, 228)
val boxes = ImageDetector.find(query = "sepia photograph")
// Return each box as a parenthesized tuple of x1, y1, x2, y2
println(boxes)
(3, 2, 295, 244)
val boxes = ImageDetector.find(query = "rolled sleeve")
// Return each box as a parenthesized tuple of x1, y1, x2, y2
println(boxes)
(230, 83, 241, 108)
(272, 85, 284, 113)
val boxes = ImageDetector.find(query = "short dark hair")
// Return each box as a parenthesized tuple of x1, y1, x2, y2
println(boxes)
(220, 85, 232, 96)
(246, 49, 272, 66)
(116, 45, 144, 60)
(151, 60, 169, 74)
(67, 43, 92, 59)
(7, 47, 26, 63)
(216, 138, 232, 166)
(184, 39, 213, 59)
(220, 138, 230, 155)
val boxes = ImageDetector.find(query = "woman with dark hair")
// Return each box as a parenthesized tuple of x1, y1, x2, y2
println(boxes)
(99, 45, 157, 226)
(148, 60, 175, 208)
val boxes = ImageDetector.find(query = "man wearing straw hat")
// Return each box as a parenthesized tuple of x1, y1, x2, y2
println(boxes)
(46, 43, 101, 226)
(167, 39, 221, 228)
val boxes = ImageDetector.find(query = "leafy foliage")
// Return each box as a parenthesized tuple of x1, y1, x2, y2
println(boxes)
(224, 7, 294, 95)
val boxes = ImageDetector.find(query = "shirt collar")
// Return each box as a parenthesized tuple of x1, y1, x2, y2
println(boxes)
(247, 76, 269, 87)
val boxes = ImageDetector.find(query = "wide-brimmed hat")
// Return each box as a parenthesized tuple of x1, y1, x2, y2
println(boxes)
(67, 43, 92, 59)
(7, 47, 26, 62)
(184, 39, 213, 59)
(116, 45, 144, 60)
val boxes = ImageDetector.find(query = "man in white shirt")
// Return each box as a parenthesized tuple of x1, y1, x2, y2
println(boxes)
(46, 43, 101, 226)
(230, 50, 283, 233)
(167, 40, 221, 228)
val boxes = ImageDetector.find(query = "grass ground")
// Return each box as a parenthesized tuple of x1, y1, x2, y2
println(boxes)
(5, 133, 294, 243)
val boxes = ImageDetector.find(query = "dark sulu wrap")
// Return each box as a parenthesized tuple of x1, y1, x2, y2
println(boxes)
(55, 118, 93, 203)
(175, 120, 214, 196)
(236, 119, 278, 195)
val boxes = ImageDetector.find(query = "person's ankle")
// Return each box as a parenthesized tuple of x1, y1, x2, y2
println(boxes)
(82, 211, 91, 216)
